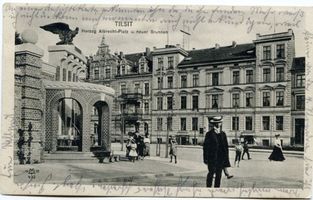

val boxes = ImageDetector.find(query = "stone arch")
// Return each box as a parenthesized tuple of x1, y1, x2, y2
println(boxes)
(45, 89, 90, 152)
(89, 95, 112, 151)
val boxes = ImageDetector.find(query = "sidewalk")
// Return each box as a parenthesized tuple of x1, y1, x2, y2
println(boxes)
(177, 145, 304, 156)
(14, 156, 207, 184)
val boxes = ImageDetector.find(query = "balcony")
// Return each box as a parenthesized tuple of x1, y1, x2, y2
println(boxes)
(121, 108, 143, 122)
(118, 88, 143, 103)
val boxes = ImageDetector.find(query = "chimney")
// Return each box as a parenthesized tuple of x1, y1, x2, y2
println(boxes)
(153, 46, 156, 50)
(232, 41, 237, 48)
(215, 43, 220, 49)
(145, 47, 151, 56)
(120, 51, 124, 58)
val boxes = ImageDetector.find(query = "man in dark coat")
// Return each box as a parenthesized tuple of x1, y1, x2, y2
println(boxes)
(203, 116, 231, 188)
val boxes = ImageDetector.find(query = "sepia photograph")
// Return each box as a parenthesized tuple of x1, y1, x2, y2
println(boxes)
(1, 2, 313, 198)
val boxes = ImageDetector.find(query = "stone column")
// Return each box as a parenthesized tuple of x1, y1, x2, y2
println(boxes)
(15, 30, 44, 164)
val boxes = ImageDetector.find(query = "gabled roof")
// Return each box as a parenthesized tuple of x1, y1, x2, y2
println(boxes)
(178, 43, 255, 67)
(124, 52, 153, 72)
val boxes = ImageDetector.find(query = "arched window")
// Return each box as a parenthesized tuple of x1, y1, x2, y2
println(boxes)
(56, 66, 60, 81)
(63, 68, 67, 81)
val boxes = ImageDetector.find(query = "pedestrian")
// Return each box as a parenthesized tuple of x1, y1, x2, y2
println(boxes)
(268, 134, 285, 161)
(242, 141, 251, 160)
(129, 138, 138, 163)
(138, 135, 145, 160)
(125, 137, 132, 160)
(143, 134, 150, 157)
(169, 135, 177, 164)
(234, 141, 243, 167)
(203, 116, 231, 188)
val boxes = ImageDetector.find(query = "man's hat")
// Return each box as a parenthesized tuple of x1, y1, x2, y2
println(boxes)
(209, 116, 223, 124)
(275, 134, 280, 137)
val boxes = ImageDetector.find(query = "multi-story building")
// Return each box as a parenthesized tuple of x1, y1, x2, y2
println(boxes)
(88, 29, 305, 147)
(88, 36, 153, 141)
(291, 57, 305, 146)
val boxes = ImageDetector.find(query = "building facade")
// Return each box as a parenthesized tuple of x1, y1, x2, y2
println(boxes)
(88, 29, 305, 147)
(14, 29, 115, 164)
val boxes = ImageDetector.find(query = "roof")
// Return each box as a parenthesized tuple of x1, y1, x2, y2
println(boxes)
(125, 52, 152, 63)
(124, 52, 153, 72)
(292, 57, 305, 71)
(178, 43, 255, 67)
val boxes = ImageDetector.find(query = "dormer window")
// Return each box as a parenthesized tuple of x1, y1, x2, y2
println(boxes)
(140, 63, 145, 73)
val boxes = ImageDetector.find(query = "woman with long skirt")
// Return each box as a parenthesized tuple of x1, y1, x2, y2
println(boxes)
(269, 134, 285, 161)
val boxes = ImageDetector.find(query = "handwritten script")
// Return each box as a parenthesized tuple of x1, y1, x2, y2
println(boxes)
(3, 4, 305, 34)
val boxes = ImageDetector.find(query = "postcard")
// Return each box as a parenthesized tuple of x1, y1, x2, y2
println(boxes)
(1, 3, 312, 198)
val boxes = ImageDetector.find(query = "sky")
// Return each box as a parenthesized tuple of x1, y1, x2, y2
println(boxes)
(13, 4, 307, 62)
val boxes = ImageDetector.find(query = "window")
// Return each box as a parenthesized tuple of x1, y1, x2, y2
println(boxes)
(212, 94, 219, 109)
(140, 63, 145, 73)
(192, 95, 199, 110)
(232, 117, 239, 131)
(246, 92, 253, 107)
(144, 83, 149, 96)
(276, 68, 284, 81)
(56, 66, 60, 81)
(167, 76, 173, 88)
(192, 117, 198, 131)
(105, 68, 111, 79)
(181, 118, 186, 131)
(158, 77, 163, 89)
(181, 75, 187, 88)
(73, 73, 76, 82)
(121, 65, 126, 75)
(296, 74, 305, 87)
(158, 57, 163, 70)
(157, 97, 163, 110)
(263, 68, 271, 82)
(63, 68, 67, 81)
(181, 96, 187, 109)
(134, 83, 140, 93)
(233, 71, 240, 84)
(168, 56, 174, 69)
(276, 91, 284, 106)
(263, 46, 271, 60)
(296, 95, 305, 110)
(246, 116, 253, 131)
(120, 84, 126, 94)
(157, 118, 163, 131)
(263, 92, 270, 107)
(276, 44, 285, 59)
(232, 93, 240, 108)
(212, 72, 219, 86)
(276, 116, 284, 130)
(167, 96, 173, 110)
(144, 102, 149, 113)
(167, 117, 172, 130)
(68, 71, 72, 82)
(246, 70, 253, 83)
(193, 74, 199, 87)
(262, 116, 270, 130)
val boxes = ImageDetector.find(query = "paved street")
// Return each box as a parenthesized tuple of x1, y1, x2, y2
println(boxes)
(14, 143, 303, 188)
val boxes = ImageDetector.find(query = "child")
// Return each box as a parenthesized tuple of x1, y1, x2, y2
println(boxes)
(234, 141, 243, 167)
(129, 139, 138, 163)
